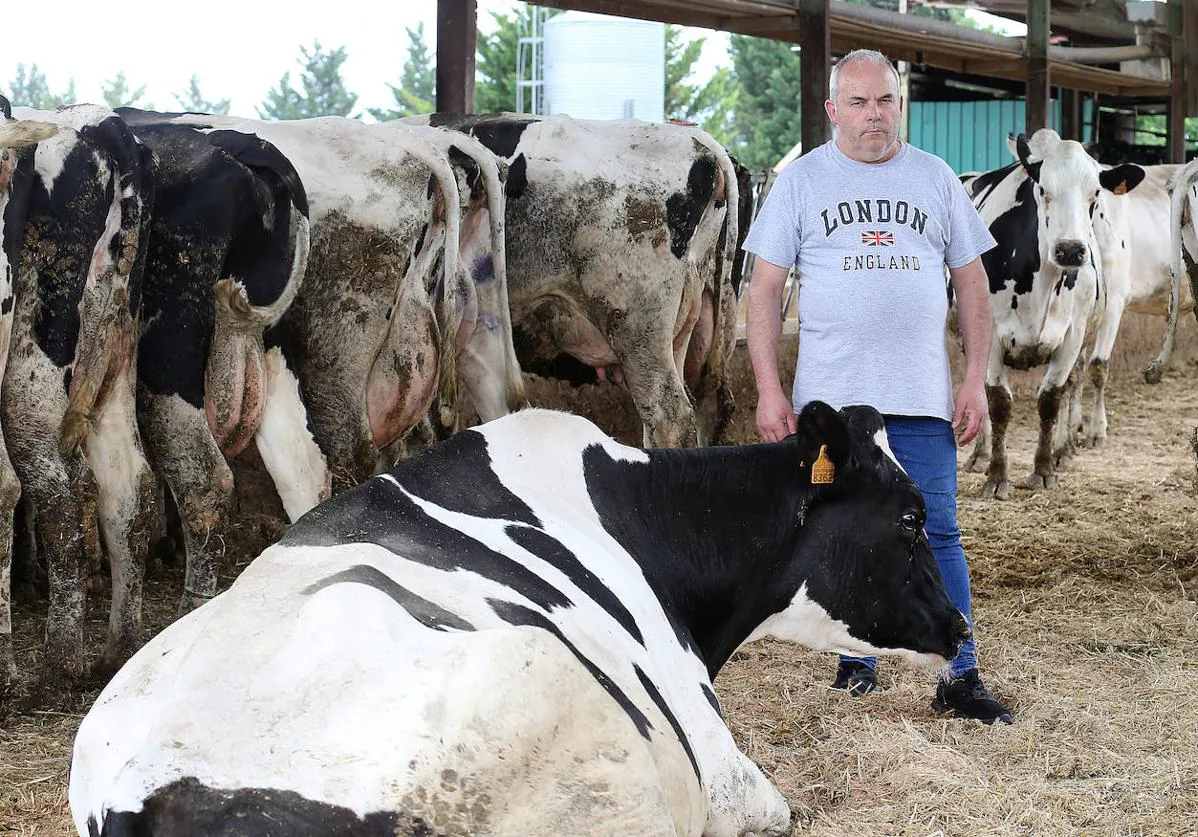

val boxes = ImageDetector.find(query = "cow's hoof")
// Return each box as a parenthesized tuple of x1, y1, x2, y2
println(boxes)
(1026, 473, 1058, 490)
(1053, 448, 1075, 469)
(1086, 434, 1108, 449)
(963, 453, 989, 473)
(1144, 362, 1164, 384)
(980, 479, 1011, 499)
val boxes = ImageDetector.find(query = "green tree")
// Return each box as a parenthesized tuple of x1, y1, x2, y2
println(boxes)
(174, 74, 231, 115)
(728, 34, 803, 171)
(369, 22, 435, 121)
(102, 72, 151, 109)
(5, 63, 76, 109)
(259, 41, 358, 120)
(475, 3, 558, 114)
(664, 26, 738, 145)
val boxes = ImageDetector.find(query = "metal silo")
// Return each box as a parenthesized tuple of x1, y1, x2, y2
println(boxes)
(543, 11, 665, 122)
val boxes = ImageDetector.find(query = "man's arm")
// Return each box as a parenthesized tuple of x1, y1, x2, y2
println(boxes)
(948, 256, 993, 445)
(746, 257, 796, 442)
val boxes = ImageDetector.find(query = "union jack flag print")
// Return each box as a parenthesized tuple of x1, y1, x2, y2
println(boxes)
(861, 230, 895, 246)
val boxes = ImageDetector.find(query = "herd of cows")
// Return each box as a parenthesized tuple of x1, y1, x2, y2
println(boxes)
(0, 100, 750, 691)
(2, 94, 1198, 835)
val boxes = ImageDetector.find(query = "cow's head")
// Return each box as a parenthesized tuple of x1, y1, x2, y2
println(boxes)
(746, 402, 970, 667)
(1011, 129, 1144, 270)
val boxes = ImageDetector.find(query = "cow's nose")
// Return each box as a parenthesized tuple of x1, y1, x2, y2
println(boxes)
(1053, 240, 1088, 267)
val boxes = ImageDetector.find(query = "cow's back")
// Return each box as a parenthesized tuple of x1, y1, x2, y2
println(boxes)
(70, 540, 697, 836)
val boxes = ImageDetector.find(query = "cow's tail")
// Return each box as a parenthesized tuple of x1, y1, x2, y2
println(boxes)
(59, 122, 155, 459)
(460, 136, 527, 412)
(407, 140, 461, 430)
(210, 210, 311, 331)
(690, 129, 740, 443)
(205, 129, 313, 330)
(426, 150, 457, 428)
(1145, 163, 1196, 383)
(0, 119, 59, 148)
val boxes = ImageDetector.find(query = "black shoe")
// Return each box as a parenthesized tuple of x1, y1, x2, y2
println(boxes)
(932, 668, 1013, 724)
(830, 660, 877, 696)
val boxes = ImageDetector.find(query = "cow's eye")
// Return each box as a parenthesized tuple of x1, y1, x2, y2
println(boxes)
(899, 511, 921, 532)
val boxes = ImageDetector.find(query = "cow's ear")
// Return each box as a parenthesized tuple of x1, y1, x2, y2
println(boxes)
(1099, 163, 1146, 196)
(794, 401, 851, 483)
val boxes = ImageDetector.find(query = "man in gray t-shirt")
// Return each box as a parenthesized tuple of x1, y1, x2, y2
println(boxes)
(744, 49, 1012, 724)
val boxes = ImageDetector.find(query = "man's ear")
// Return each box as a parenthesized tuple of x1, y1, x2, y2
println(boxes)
(794, 400, 851, 484)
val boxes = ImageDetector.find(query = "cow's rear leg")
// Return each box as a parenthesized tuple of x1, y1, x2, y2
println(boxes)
(140, 394, 233, 613)
(27, 460, 98, 682)
(981, 382, 1013, 499)
(963, 416, 991, 473)
(1082, 356, 1110, 448)
(87, 382, 156, 673)
(0, 444, 21, 686)
(1052, 368, 1080, 470)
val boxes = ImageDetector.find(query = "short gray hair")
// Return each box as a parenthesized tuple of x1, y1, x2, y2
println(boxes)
(829, 49, 900, 103)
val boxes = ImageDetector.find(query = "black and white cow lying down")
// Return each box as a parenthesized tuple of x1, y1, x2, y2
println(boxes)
(70, 403, 969, 837)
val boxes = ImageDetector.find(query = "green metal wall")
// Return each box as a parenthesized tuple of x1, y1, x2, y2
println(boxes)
(907, 99, 1095, 174)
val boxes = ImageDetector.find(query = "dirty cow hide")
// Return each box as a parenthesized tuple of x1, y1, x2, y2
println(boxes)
(427, 112, 742, 448)
(164, 114, 465, 494)
(2, 103, 156, 681)
(117, 109, 322, 615)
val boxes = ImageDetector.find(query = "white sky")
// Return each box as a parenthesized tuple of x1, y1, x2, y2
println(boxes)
(4, 0, 732, 118)
(5, 1, 1025, 119)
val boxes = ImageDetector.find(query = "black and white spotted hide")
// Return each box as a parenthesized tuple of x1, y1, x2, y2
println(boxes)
(2, 103, 156, 680)
(116, 110, 323, 615)
(71, 402, 968, 837)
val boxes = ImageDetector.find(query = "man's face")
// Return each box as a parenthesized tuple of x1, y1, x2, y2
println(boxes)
(825, 62, 902, 164)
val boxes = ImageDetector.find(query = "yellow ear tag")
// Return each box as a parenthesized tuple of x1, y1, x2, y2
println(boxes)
(811, 444, 835, 485)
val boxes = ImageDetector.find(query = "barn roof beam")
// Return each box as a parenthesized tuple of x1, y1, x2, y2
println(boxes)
(830, 1, 1161, 66)
(528, 0, 1172, 97)
(913, 0, 1136, 43)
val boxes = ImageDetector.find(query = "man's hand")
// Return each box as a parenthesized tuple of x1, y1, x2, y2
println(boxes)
(952, 378, 987, 445)
(746, 257, 796, 444)
(757, 389, 797, 442)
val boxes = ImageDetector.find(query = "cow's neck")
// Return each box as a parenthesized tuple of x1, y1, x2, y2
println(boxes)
(583, 441, 807, 678)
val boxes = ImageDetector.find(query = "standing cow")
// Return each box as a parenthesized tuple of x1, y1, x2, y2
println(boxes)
(960, 131, 1144, 498)
(0, 107, 58, 681)
(116, 110, 324, 613)
(1145, 155, 1198, 382)
(70, 402, 970, 837)
(1, 102, 157, 680)
(427, 113, 742, 448)
(161, 114, 478, 493)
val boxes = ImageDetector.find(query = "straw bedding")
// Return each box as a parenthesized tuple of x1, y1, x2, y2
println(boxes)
(3, 313, 1196, 835)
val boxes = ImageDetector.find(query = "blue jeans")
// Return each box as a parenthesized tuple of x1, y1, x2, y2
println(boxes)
(840, 415, 977, 678)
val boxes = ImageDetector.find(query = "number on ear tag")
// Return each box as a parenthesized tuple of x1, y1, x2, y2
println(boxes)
(811, 444, 835, 485)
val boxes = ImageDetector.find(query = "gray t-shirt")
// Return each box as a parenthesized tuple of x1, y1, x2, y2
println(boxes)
(743, 140, 995, 421)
